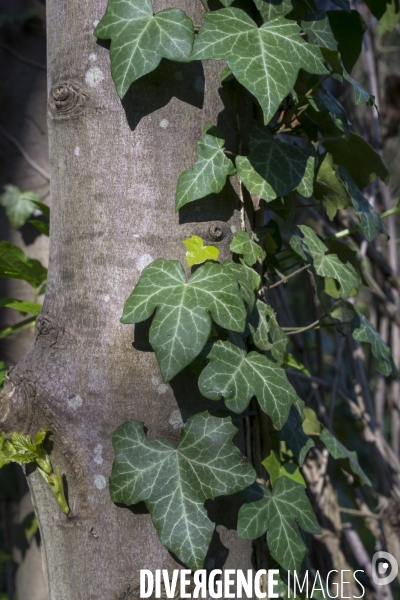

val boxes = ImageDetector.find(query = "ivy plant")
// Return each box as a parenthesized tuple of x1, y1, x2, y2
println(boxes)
(96, 0, 399, 578)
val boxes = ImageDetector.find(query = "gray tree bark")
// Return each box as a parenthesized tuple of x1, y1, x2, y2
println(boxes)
(0, 1, 254, 598)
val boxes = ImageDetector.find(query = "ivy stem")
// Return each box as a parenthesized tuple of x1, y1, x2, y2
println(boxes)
(282, 319, 320, 335)
(329, 204, 400, 240)
(266, 263, 310, 289)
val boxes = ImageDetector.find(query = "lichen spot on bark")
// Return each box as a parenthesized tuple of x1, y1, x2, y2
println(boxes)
(160, 119, 169, 129)
(85, 67, 104, 88)
(94, 475, 107, 490)
(136, 254, 153, 272)
(68, 394, 83, 409)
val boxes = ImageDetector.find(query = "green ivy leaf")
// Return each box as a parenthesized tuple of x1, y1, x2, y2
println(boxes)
(198, 336, 299, 428)
(236, 123, 316, 201)
(0, 298, 42, 316)
(220, 0, 235, 5)
(377, 0, 400, 33)
(121, 259, 246, 382)
(254, 0, 294, 21)
(183, 236, 219, 267)
(323, 134, 389, 190)
(302, 11, 338, 51)
(330, 0, 351, 12)
(237, 478, 321, 570)
(29, 220, 49, 236)
(338, 167, 388, 241)
(94, 0, 194, 98)
(175, 127, 236, 210)
(314, 153, 350, 220)
(291, 225, 359, 298)
(109, 412, 255, 571)
(248, 300, 288, 365)
(263, 451, 306, 487)
(223, 260, 260, 310)
(230, 231, 265, 266)
(320, 428, 371, 486)
(278, 406, 314, 466)
(326, 10, 365, 73)
(192, 10, 326, 124)
(0, 242, 47, 288)
(0, 185, 40, 229)
(322, 49, 375, 107)
(351, 305, 394, 376)
(308, 87, 350, 136)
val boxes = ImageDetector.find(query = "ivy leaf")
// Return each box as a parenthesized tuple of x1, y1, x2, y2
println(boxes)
(0, 185, 39, 229)
(0, 242, 47, 288)
(248, 301, 288, 365)
(29, 220, 49, 236)
(94, 0, 194, 98)
(254, 0, 295, 21)
(377, 0, 400, 33)
(263, 451, 306, 487)
(0, 431, 14, 469)
(109, 412, 255, 571)
(323, 133, 389, 189)
(278, 406, 314, 466)
(330, 0, 351, 12)
(237, 478, 321, 570)
(236, 123, 316, 201)
(338, 167, 388, 241)
(183, 236, 219, 267)
(320, 428, 371, 486)
(326, 10, 365, 73)
(0, 298, 42, 316)
(322, 49, 375, 107)
(192, 10, 326, 124)
(198, 337, 299, 428)
(220, 0, 235, 5)
(121, 260, 246, 382)
(175, 127, 236, 210)
(309, 87, 350, 136)
(351, 306, 394, 376)
(314, 153, 350, 220)
(302, 11, 338, 51)
(230, 231, 265, 266)
(291, 226, 359, 298)
(223, 260, 260, 310)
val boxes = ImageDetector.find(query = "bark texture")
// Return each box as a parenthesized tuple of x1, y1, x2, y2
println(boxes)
(0, 1, 254, 598)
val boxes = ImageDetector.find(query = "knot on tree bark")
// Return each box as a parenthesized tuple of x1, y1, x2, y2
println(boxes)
(0, 367, 35, 434)
(35, 314, 64, 347)
(49, 81, 89, 118)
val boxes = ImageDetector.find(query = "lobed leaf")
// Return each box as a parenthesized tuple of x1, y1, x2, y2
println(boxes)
(192, 10, 326, 124)
(263, 451, 306, 487)
(94, 0, 194, 98)
(0, 185, 39, 229)
(339, 167, 388, 241)
(278, 406, 314, 466)
(236, 123, 316, 201)
(121, 259, 246, 382)
(109, 412, 255, 571)
(0, 242, 47, 288)
(314, 153, 350, 220)
(198, 336, 300, 428)
(302, 11, 338, 51)
(237, 478, 321, 570)
(351, 306, 394, 376)
(175, 127, 235, 210)
(230, 231, 265, 267)
(248, 300, 288, 364)
(320, 428, 371, 486)
(183, 236, 219, 267)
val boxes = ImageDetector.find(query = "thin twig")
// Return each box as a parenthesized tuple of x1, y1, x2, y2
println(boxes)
(339, 507, 381, 519)
(0, 124, 50, 182)
(283, 319, 320, 335)
(0, 42, 46, 71)
(266, 263, 310, 290)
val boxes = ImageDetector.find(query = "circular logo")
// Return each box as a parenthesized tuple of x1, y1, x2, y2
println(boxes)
(372, 551, 398, 586)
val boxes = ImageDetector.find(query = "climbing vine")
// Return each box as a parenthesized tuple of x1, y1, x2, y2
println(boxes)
(92, 0, 399, 589)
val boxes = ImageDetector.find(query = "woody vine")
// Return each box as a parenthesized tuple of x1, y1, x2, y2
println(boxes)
(0, 0, 399, 592)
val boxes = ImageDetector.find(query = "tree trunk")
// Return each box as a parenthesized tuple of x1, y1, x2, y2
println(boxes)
(0, 1, 254, 598)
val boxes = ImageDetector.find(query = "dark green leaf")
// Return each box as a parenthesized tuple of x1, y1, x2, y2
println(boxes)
(29, 220, 49, 236)
(351, 306, 394, 376)
(109, 412, 255, 571)
(339, 167, 388, 241)
(326, 10, 366, 73)
(223, 260, 260, 310)
(192, 10, 326, 124)
(236, 123, 316, 201)
(320, 428, 371, 486)
(121, 260, 246, 382)
(254, 0, 295, 21)
(198, 337, 300, 428)
(95, 0, 194, 98)
(278, 406, 314, 466)
(322, 133, 389, 190)
(237, 478, 321, 570)
(175, 127, 235, 210)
